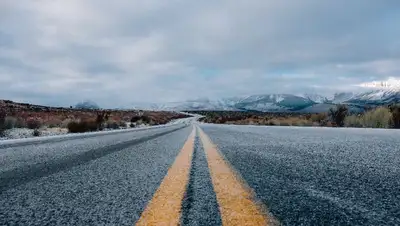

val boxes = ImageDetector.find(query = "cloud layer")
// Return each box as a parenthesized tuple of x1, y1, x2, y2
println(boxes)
(1, 0, 399, 107)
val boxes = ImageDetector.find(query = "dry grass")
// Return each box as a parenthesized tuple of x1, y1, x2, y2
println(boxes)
(214, 115, 318, 127)
(345, 107, 393, 128)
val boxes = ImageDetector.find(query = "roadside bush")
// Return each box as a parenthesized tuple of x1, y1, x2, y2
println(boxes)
(106, 120, 120, 129)
(33, 129, 41, 137)
(329, 105, 348, 127)
(26, 118, 42, 129)
(67, 121, 81, 133)
(4, 116, 17, 130)
(119, 121, 128, 128)
(15, 117, 27, 128)
(389, 104, 400, 128)
(344, 115, 363, 128)
(67, 120, 98, 133)
(310, 113, 328, 123)
(142, 116, 151, 123)
(345, 107, 392, 128)
(361, 107, 392, 128)
(130, 116, 141, 123)
(0, 109, 6, 136)
(131, 115, 152, 124)
(95, 111, 110, 131)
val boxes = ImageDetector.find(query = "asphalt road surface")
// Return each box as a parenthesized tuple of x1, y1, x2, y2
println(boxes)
(1, 122, 399, 225)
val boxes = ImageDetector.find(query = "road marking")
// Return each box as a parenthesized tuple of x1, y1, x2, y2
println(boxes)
(197, 126, 278, 226)
(136, 127, 196, 226)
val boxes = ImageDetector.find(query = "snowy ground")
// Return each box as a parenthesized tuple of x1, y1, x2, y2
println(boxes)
(0, 117, 196, 142)
(3, 128, 69, 140)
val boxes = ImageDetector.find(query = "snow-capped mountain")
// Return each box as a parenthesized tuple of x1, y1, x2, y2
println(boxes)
(342, 89, 400, 105)
(128, 88, 400, 112)
(130, 98, 238, 111)
(330, 89, 400, 105)
(162, 98, 237, 111)
(330, 92, 357, 104)
(234, 94, 314, 111)
(130, 94, 315, 112)
(345, 78, 400, 104)
(299, 93, 329, 103)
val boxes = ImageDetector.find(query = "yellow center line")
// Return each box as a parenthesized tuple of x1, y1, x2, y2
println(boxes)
(136, 127, 196, 226)
(197, 126, 279, 226)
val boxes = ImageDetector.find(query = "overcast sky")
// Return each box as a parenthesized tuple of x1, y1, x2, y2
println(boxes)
(1, 0, 399, 107)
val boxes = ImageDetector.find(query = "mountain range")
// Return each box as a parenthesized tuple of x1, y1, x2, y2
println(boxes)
(75, 100, 100, 110)
(130, 88, 400, 113)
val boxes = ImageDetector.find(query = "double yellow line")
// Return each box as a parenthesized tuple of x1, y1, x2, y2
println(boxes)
(136, 126, 278, 226)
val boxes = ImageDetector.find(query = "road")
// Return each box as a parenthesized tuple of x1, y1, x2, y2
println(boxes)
(1, 122, 399, 225)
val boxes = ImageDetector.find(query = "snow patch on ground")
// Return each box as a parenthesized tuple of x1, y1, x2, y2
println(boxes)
(3, 128, 69, 140)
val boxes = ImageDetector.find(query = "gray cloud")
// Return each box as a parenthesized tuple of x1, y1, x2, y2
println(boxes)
(0, 0, 399, 107)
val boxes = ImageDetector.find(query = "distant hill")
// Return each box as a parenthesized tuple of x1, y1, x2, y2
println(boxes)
(74, 100, 100, 110)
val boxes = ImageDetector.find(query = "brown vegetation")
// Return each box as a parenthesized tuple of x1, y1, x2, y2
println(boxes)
(329, 104, 348, 127)
(191, 104, 400, 129)
(0, 108, 6, 136)
(0, 99, 190, 135)
(389, 104, 400, 128)
(193, 111, 328, 127)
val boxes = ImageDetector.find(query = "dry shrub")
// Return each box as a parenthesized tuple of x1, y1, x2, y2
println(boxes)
(67, 120, 98, 133)
(15, 117, 27, 128)
(119, 121, 128, 128)
(33, 129, 41, 137)
(345, 107, 392, 128)
(310, 113, 328, 123)
(363, 107, 392, 128)
(362, 107, 392, 128)
(4, 116, 17, 130)
(105, 120, 120, 129)
(61, 119, 73, 128)
(131, 115, 152, 124)
(389, 104, 400, 128)
(344, 115, 363, 128)
(26, 118, 42, 129)
(0, 109, 5, 136)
